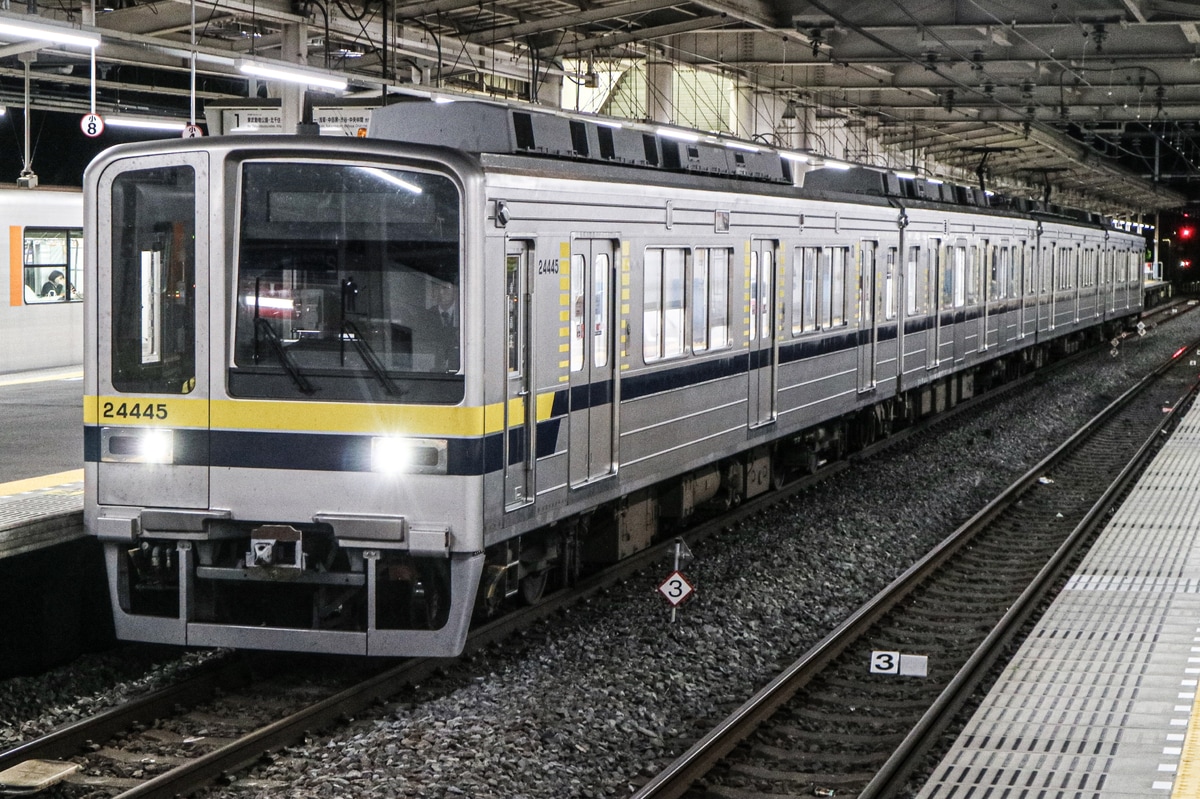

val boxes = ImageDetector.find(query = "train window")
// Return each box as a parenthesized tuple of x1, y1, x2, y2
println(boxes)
(23, 228, 82, 303)
(829, 247, 847, 327)
(905, 246, 920, 316)
(757, 248, 773, 339)
(929, 240, 942, 314)
(571, 254, 585, 372)
(708, 249, 730, 349)
(693, 249, 709, 351)
(884, 247, 897, 321)
(951, 245, 967, 308)
(749, 251, 759, 341)
(643, 247, 686, 362)
(796, 247, 818, 334)
(230, 161, 463, 404)
(506, 254, 523, 376)
(1007, 246, 1019, 298)
(110, 166, 196, 394)
(594, 253, 610, 368)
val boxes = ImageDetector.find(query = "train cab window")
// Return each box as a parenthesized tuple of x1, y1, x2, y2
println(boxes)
(23, 228, 82, 304)
(230, 161, 463, 404)
(110, 166, 196, 394)
(643, 247, 686, 362)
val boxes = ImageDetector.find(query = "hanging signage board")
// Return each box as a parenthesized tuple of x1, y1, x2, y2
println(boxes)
(312, 106, 375, 136)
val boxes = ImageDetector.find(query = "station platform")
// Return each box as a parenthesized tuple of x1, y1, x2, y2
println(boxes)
(0, 365, 84, 559)
(0, 470, 83, 560)
(917, 390, 1200, 798)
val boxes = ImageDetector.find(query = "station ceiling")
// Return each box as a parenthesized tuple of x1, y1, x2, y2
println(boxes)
(9, 0, 1200, 214)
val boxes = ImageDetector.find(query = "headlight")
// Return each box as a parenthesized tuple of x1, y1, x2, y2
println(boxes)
(101, 427, 175, 464)
(371, 437, 448, 474)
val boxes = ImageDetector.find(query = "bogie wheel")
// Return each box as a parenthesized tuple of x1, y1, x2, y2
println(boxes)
(519, 569, 551, 605)
(411, 561, 450, 629)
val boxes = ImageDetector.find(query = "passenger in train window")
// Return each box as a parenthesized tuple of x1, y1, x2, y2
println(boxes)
(40, 270, 66, 298)
(423, 282, 460, 371)
(431, 282, 459, 329)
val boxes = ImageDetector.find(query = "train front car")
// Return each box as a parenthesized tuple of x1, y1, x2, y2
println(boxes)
(84, 138, 487, 656)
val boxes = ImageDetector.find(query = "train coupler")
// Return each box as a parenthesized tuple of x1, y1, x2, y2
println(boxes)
(246, 524, 307, 571)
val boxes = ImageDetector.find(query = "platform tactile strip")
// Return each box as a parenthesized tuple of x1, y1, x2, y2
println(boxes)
(916, 399, 1200, 798)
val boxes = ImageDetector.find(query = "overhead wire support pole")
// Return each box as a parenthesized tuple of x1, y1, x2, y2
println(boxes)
(90, 0, 97, 115)
(190, 0, 197, 126)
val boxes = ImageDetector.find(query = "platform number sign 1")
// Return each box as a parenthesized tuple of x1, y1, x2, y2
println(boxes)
(80, 113, 104, 138)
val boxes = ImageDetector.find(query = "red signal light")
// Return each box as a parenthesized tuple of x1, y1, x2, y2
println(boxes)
(1182, 226, 1194, 240)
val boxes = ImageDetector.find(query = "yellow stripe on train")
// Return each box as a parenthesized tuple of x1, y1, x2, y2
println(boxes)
(85, 393, 562, 436)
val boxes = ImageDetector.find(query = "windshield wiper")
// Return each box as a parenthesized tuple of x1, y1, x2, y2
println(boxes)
(254, 317, 316, 395)
(342, 319, 404, 396)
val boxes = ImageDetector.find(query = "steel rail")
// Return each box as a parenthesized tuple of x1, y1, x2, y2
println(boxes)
(631, 336, 1200, 799)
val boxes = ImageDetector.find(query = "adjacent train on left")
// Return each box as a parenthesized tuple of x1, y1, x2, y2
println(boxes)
(0, 186, 83, 374)
(83, 99, 1149, 656)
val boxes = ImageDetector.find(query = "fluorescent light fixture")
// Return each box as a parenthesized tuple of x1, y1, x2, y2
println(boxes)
(725, 141, 760, 152)
(359, 167, 423, 194)
(656, 127, 700, 143)
(779, 151, 809, 163)
(0, 19, 99, 49)
(823, 159, 852, 170)
(594, 119, 624, 129)
(927, 177, 944, 185)
(242, 295, 295, 311)
(894, 170, 917, 180)
(432, 96, 455, 104)
(107, 116, 186, 131)
(237, 60, 347, 91)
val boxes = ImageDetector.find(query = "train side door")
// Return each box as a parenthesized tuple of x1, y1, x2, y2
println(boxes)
(748, 239, 777, 427)
(568, 237, 616, 486)
(951, 240, 969, 364)
(926, 241, 941, 369)
(857, 240, 878, 393)
(93, 154, 209, 509)
(503, 244, 533, 509)
(995, 243, 1010, 348)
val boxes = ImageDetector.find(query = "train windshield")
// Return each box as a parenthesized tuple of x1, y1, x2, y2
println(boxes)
(230, 160, 463, 404)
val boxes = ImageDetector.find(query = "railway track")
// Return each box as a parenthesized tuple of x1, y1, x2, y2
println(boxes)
(631, 336, 1200, 799)
(1, 308, 1192, 799)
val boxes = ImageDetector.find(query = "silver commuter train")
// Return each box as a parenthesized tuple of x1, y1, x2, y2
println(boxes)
(83, 100, 1146, 656)
(0, 186, 83, 374)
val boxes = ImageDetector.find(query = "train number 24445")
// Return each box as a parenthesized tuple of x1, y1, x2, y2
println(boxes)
(101, 401, 169, 420)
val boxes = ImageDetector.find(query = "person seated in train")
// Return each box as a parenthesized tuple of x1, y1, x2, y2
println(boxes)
(40, 270, 66, 298)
